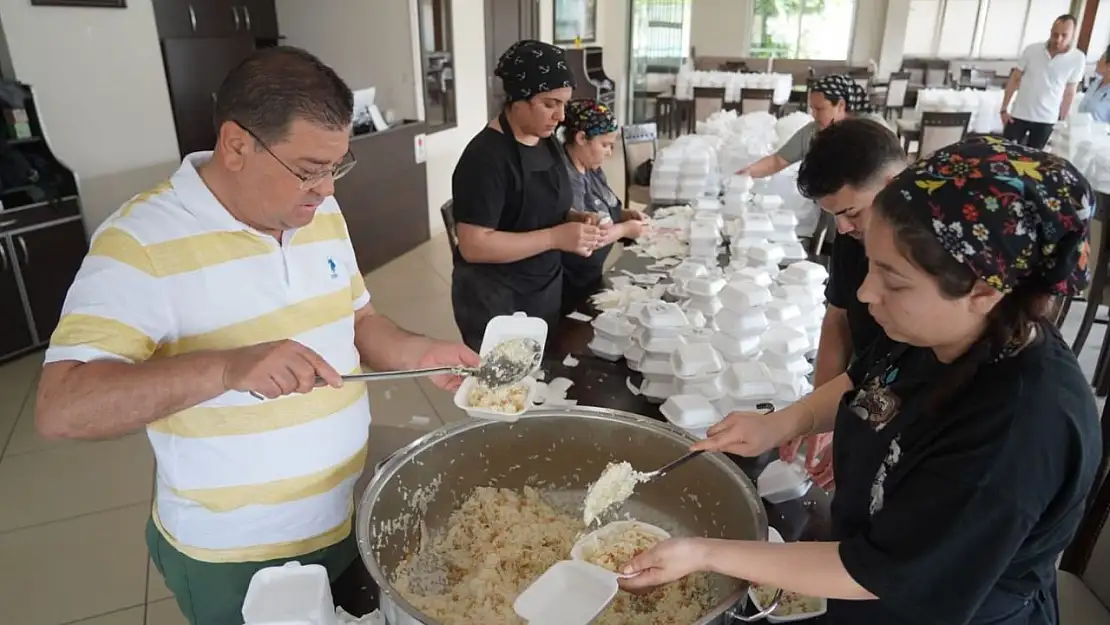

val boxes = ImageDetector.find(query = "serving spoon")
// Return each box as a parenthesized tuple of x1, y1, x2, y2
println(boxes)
(247, 337, 542, 400)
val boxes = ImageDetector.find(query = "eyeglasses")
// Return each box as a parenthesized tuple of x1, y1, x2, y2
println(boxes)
(235, 121, 357, 191)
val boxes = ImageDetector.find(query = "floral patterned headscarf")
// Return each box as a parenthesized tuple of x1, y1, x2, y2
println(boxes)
(563, 99, 619, 139)
(885, 135, 1092, 296)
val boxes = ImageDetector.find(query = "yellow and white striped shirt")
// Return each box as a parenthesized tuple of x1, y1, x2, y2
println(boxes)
(45, 153, 372, 563)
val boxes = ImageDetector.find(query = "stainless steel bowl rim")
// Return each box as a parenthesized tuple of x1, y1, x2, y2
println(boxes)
(355, 406, 769, 625)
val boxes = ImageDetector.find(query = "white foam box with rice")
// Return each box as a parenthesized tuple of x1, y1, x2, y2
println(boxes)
(453, 312, 547, 421)
(748, 528, 828, 621)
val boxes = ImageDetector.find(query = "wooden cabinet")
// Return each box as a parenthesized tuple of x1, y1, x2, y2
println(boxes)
(162, 36, 257, 156)
(152, 0, 280, 40)
(16, 220, 89, 341)
(0, 240, 34, 358)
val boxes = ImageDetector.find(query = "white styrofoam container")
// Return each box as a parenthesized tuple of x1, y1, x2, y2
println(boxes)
(660, 394, 720, 428)
(772, 284, 826, 308)
(676, 372, 727, 401)
(779, 260, 829, 285)
(453, 376, 539, 421)
(686, 275, 728, 297)
(748, 242, 786, 266)
(736, 214, 775, 235)
(480, 312, 549, 360)
(779, 241, 809, 262)
(712, 331, 762, 362)
(716, 308, 770, 339)
(724, 362, 777, 400)
(515, 560, 619, 625)
(731, 266, 774, 287)
(766, 300, 802, 323)
(589, 336, 627, 361)
(721, 281, 773, 310)
(592, 311, 636, 338)
(671, 260, 710, 283)
(242, 562, 339, 625)
(640, 302, 690, 332)
(640, 378, 677, 403)
(671, 342, 725, 379)
(636, 328, 688, 353)
(758, 459, 811, 503)
(761, 325, 811, 356)
(686, 295, 724, 318)
(639, 353, 674, 378)
(746, 529, 829, 622)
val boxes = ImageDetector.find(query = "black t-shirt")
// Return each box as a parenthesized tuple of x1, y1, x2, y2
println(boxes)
(451, 127, 567, 291)
(829, 326, 1101, 624)
(825, 234, 883, 357)
(561, 162, 622, 289)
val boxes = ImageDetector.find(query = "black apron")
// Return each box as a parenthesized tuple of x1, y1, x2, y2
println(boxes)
(827, 346, 1059, 625)
(451, 111, 572, 352)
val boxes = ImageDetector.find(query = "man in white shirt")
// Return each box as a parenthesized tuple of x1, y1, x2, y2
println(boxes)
(34, 46, 478, 625)
(1001, 14, 1086, 149)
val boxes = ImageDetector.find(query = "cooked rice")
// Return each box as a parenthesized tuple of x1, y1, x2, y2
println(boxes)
(751, 585, 823, 617)
(393, 486, 713, 624)
(579, 524, 665, 573)
(467, 383, 529, 414)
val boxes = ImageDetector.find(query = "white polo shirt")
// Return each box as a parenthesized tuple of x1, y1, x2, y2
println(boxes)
(45, 153, 373, 563)
(1012, 43, 1087, 124)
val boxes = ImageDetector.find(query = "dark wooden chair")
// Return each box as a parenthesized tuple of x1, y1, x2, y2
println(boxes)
(881, 71, 911, 120)
(1072, 197, 1110, 395)
(916, 112, 972, 159)
(723, 88, 776, 116)
(692, 86, 726, 127)
(1057, 395, 1110, 623)
(621, 122, 658, 208)
(439, 199, 459, 255)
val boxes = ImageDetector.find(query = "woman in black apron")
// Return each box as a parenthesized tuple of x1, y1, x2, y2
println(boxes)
(619, 137, 1101, 625)
(559, 99, 645, 313)
(450, 40, 602, 351)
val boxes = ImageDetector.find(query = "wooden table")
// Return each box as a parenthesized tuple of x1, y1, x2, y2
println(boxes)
(331, 248, 834, 620)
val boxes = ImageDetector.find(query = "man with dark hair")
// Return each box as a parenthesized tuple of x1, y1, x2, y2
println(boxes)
(1001, 14, 1086, 149)
(780, 117, 906, 487)
(34, 46, 477, 624)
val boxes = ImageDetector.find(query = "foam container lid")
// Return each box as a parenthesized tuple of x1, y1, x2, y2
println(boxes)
(514, 560, 619, 625)
(640, 302, 690, 331)
(480, 312, 549, 359)
(721, 281, 773, 310)
(661, 394, 720, 428)
(671, 342, 725, 378)
(779, 261, 829, 285)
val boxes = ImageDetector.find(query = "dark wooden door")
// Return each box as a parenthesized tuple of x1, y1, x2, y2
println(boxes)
(240, 0, 280, 39)
(153, 0, 241, 39)
(0, 237, 34, 358)
(13, 221, 88, 344)
(162, 36, 257, 156)
(484, 0, 539, 118)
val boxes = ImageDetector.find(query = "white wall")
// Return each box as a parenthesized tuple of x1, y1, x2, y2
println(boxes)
(0, 0, 180, 229)
(276, 0, 419, 121)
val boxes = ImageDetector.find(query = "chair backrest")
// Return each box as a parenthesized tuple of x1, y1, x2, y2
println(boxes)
(925, 60, 949, 88)
(439, 200, 459, 254)
(622, 122, 658, 186)
(740, 88, 775, 115)
(918, 112, 972, 159)
(886, 72, 911, 108)
(1059, 397, 1110, 607)
(693, 86, 725, 121)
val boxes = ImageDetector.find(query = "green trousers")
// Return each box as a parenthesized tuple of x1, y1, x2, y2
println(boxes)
(145, 517, 358, 625)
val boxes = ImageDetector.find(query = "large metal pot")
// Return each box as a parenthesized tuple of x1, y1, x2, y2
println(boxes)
(356, 407, 771, 624)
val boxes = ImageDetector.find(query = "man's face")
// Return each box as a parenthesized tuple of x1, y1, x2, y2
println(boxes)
(1049, 20, 1075, 53)
(818, 181, 884, 240)
(223, 118, 352, 231)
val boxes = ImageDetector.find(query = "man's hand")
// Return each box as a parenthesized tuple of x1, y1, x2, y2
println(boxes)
(413, 341, 481, 391)
(552, 222, 602, 257)
(1000, 111, 1013, 125)
(222, 340, 342, 399)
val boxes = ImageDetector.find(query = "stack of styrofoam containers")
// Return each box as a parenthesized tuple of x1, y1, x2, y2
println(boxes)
(719, 361, 778, 415)
(670, 342, 727, 403)
(769, 209, 807, 262)
(684, 275, 727, 320)
(588, 310, 636, 362)
(776, 261, 831, 353)
(660, 394, 722, 439)
(712, 279, 771, 364)
(688, 219, 722, 261)
(759, 325, 814, 403)
(723, 174, 755, 219)
(637, 302, 690, 402)
(668, 260, 709, 299)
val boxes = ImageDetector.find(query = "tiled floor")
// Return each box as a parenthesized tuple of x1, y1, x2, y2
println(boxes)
(0, 166, 1106, 622)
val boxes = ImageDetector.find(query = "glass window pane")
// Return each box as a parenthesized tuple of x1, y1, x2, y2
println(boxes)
(750, 0, 803, 58)
(936, 0, 979, 57)
(1021, 0, 1074, 50)
(979, 0, 1029, 58)
(904, 0, 941, 57)
(797, 0, 857, 60)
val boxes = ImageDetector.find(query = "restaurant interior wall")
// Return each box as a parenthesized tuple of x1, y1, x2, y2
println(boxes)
(0, 0, 181, 231)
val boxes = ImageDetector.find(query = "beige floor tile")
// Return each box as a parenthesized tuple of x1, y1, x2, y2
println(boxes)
(364, 246, 446, 299)
(4, 392, 96, 457)
(0, 434, 152, 531)
(366, 379, 442, 430)
(147, 558, 174, 603)
(372, 290, 460, 343)
(0, 352, 42, 454)
(145, 599, 189, 625)
(417, 378, 468, 424)
(0, 503, 149, 625)
(70, 606, 144, 625)
(416, 235, 454, 283)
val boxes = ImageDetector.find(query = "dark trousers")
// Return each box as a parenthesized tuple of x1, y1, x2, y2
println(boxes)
(1003, 118, 1055, 149)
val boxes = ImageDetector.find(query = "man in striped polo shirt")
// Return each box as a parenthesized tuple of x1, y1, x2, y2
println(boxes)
(33, 47, 477, 624)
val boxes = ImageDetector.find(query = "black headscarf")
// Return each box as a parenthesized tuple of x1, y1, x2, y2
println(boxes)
(495, 40, 576, 103)
(811, 74, 871, 114)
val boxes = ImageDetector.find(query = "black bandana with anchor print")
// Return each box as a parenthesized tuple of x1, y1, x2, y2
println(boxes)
(494, 39, 577, 103)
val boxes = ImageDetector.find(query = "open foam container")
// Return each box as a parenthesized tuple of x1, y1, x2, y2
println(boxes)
(452, 313, 547, 421)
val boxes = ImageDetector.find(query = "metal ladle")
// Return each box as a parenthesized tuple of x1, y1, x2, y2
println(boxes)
(248, 337, 542, 401)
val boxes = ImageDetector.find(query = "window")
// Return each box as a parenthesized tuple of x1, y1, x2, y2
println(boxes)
(628, 0, 692, 122)
(750, 0, 858, 60)
(905, 0, 1074, 59)
(417, 0, 456, 131)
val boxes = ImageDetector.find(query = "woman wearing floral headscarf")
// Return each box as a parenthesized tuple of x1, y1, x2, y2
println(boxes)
(559, 99, 646, 309)
(741, 74, 887, 179)
(621, 136, 1100, 625)
(450, 40, 601, 350)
